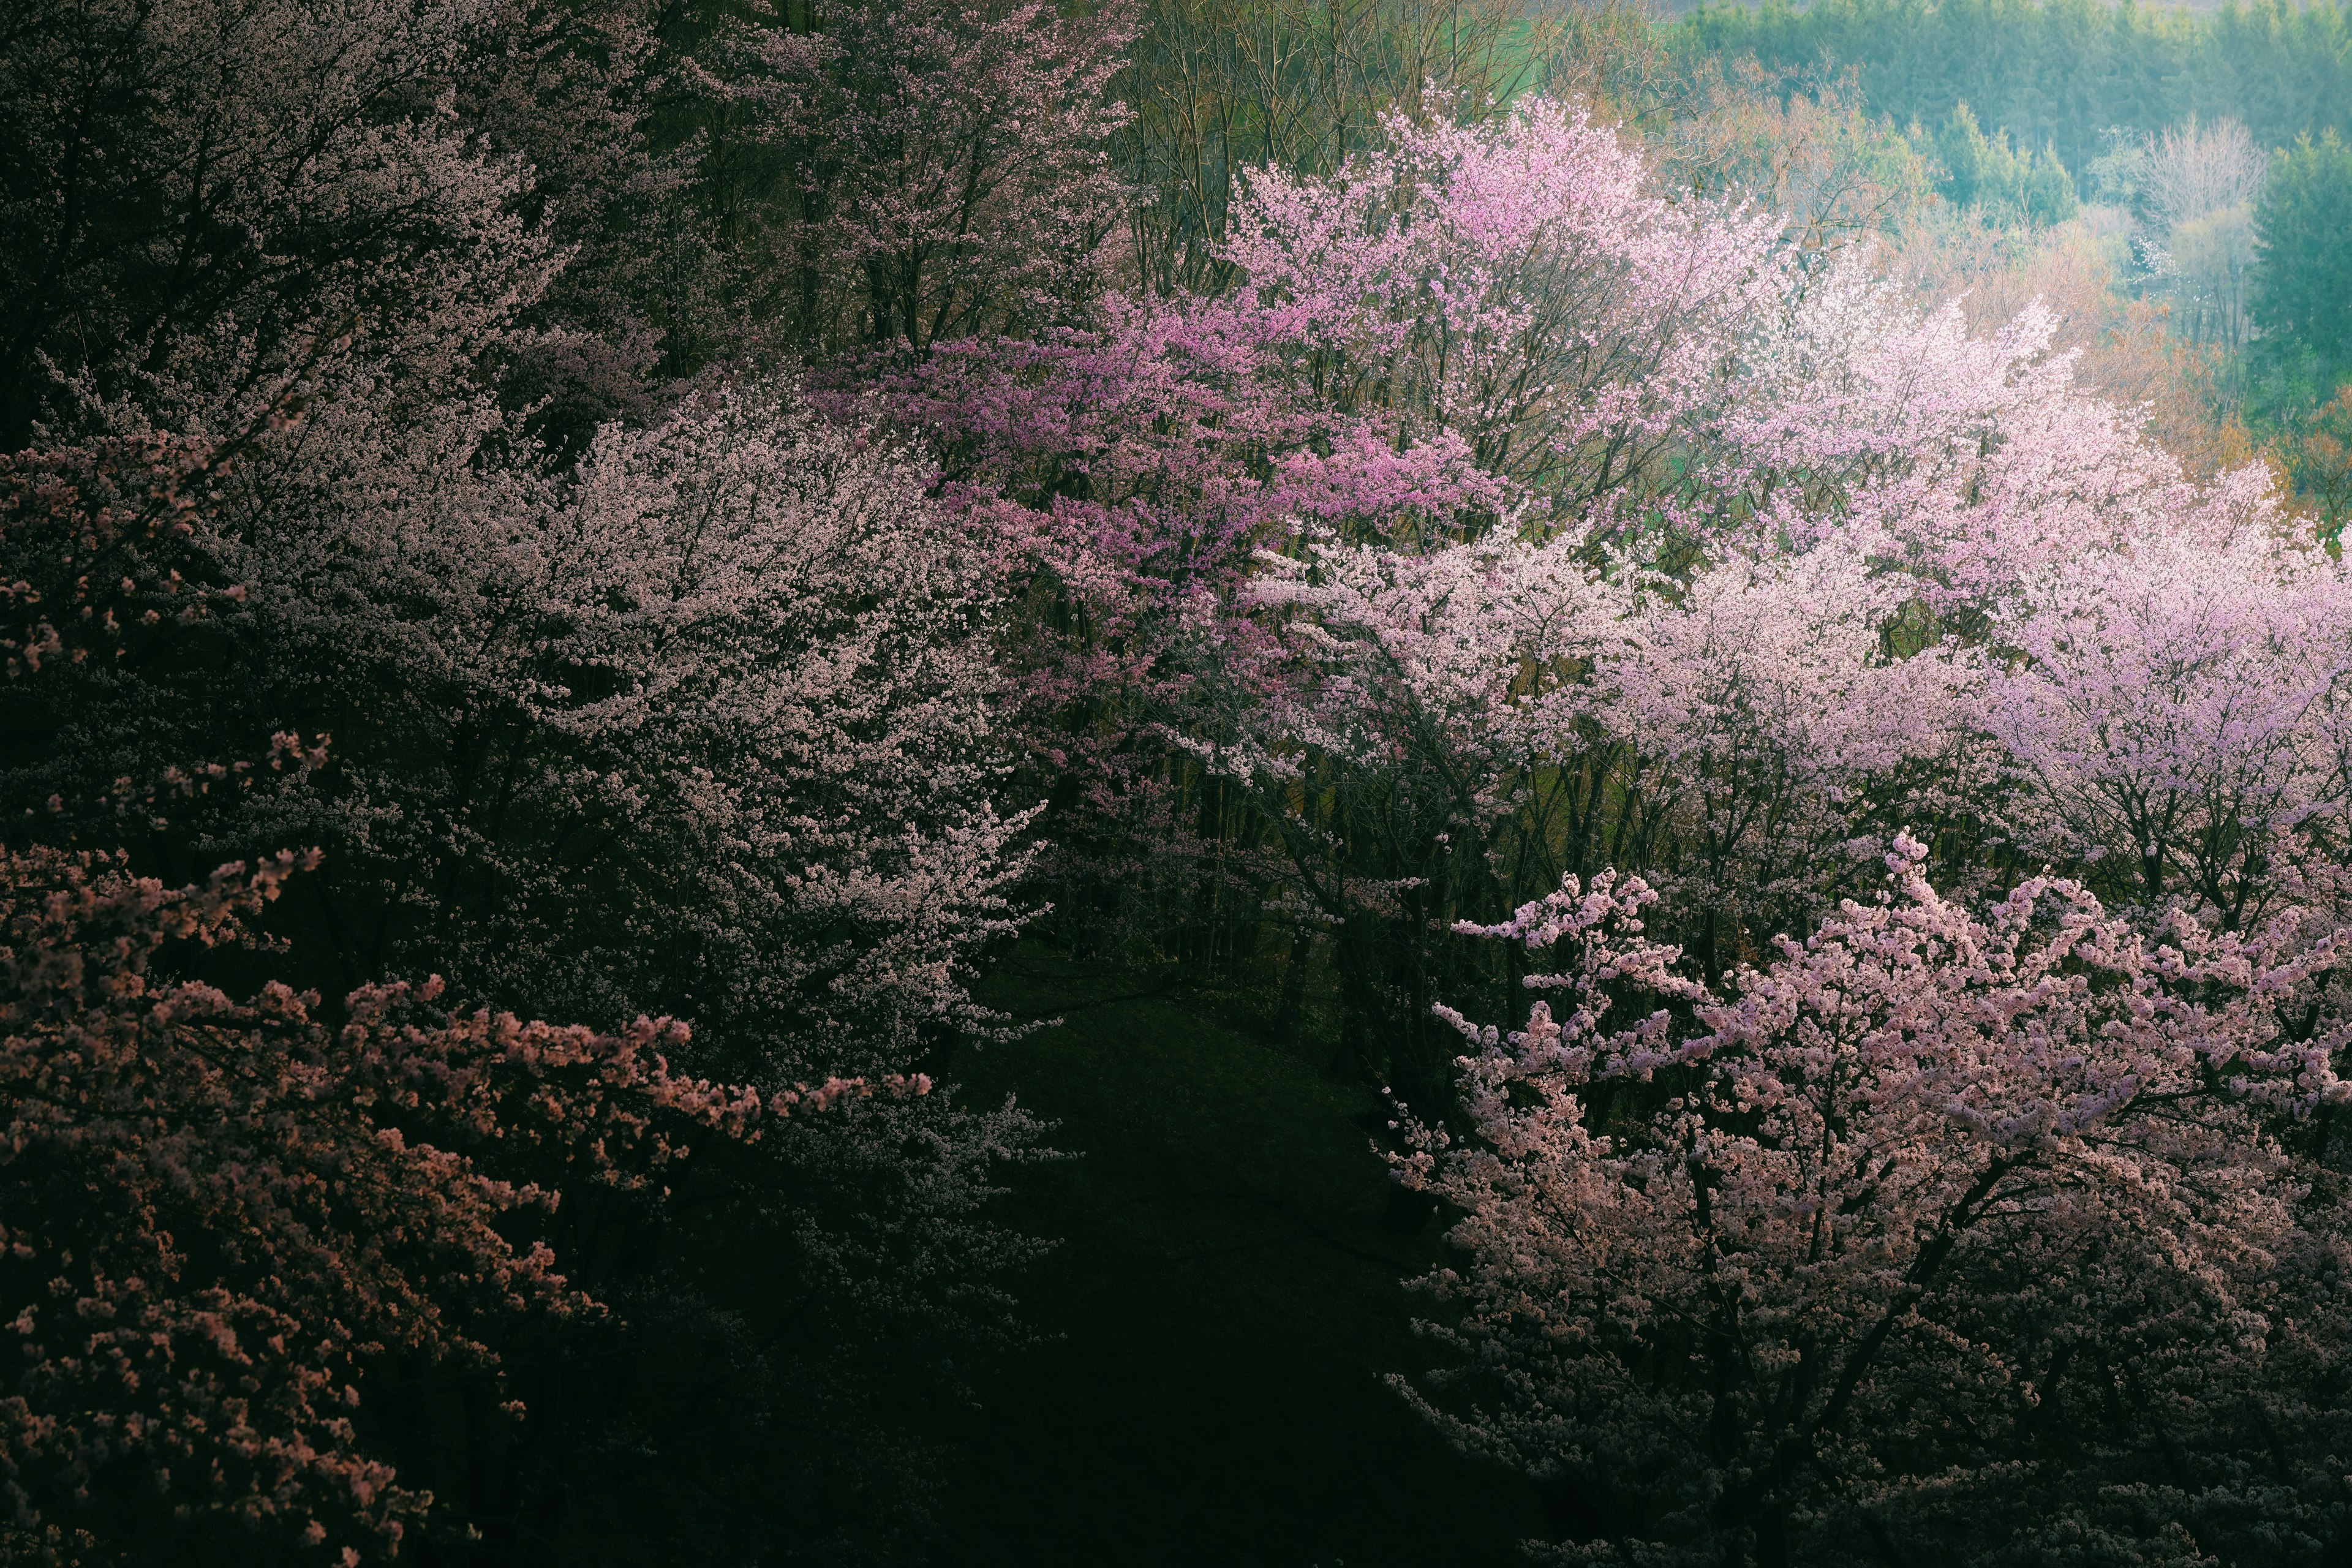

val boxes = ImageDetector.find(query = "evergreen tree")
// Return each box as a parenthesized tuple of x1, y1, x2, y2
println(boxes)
(2252, 129, 2352, 398)
(1926, 100, 2079, 224)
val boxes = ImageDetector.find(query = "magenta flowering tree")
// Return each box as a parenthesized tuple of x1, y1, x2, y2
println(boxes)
(870, 95, 1782, 966)
(858, 297, 1487, 952)
(1395, 834, 2352, 1565)
(1215, 95, 1782, 527)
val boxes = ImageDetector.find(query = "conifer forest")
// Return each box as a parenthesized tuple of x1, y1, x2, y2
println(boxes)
(12, 0, 2352, 1563)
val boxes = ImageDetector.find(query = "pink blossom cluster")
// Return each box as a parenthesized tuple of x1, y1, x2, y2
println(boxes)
(1402, 835, 2352, 1560)
(1081, 95, 2344, 968)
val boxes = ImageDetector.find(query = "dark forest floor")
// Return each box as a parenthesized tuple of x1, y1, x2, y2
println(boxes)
(931, 958, 1548, 1566)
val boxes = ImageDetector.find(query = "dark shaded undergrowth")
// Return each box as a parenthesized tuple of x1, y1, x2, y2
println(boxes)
(928, 956, 1546, 1566)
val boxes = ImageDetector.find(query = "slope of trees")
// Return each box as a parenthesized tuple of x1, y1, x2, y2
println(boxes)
(2, 1, 1058, 1561)
(1673, 0, 2352, 179)
(10, 0, 2352, 1564)
(1672, 0, 2352, 565)
(891, 73, 2352, 1566)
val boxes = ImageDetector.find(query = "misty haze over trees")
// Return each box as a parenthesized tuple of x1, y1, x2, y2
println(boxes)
(6, 0, 2352, 1564)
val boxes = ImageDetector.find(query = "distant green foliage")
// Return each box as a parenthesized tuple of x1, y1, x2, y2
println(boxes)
(1673, 0, 2352, 180)
(2252, 129, 2352, 396)
(1924, 100, 2079, 223)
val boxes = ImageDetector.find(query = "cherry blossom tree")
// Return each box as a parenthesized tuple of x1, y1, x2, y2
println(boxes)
(2, 371, 1049, 1561)
(1985, 527, 2352, 925)
(1703, 260, 2273, 619)
(1216, 95, 1782, 531)
(5, 365, 1035, 1076)
(1395, 834, 2352, 1566)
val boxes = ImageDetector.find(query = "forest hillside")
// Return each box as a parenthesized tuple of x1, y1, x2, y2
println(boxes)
(7, 1, 2352, 1564)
